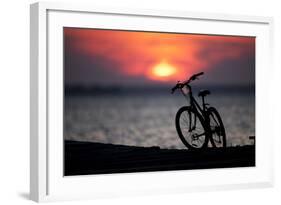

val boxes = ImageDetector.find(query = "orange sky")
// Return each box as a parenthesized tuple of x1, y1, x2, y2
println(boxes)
(64, 28, 255, 86)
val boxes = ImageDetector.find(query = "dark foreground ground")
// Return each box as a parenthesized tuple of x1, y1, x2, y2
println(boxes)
(64, 140, 255, 176)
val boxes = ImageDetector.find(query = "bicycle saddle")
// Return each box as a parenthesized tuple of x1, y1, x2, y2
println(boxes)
(198, 89, 211, 97)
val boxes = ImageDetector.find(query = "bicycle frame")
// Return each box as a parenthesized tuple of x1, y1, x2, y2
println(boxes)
(180, 84, 208, 119)
(178, 83, 212, 143)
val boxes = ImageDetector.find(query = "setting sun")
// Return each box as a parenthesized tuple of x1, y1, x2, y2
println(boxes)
(152, 61, 176, 77)
(149, 61, 177, 81)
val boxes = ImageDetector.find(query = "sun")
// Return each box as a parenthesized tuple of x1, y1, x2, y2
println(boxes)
(152, 61, 176, 77)
(150, 61, 177, 80)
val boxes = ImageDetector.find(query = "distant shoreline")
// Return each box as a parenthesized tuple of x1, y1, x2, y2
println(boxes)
(64, 84, 255, 96)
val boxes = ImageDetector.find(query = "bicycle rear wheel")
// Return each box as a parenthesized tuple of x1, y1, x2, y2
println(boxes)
(175, 106, 208, 150)
(207, 107, 226, 148)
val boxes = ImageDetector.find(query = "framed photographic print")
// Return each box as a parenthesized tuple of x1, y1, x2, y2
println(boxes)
(30, 2, 274, 202)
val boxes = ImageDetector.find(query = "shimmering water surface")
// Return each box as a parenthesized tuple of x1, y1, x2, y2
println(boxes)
(64, 91, 255, 149)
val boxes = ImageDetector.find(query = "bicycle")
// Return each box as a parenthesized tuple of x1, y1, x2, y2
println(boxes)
(171, 72, 226, 150)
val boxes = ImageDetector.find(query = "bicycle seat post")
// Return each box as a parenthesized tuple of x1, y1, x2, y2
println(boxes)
(201, 96, 206, 111)
(198, 90, 211, 111)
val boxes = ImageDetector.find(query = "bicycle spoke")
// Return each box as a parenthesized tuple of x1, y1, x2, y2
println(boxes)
(198, 137, 203, 143)
(182, 113, 189, 124)
(195, 132, 206, 138)
(210, 114, 219, 125)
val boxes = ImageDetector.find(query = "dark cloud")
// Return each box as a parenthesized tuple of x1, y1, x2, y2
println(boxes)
(200, 54, 255, 86)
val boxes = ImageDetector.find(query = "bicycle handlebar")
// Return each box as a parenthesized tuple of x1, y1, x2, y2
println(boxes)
(171, 72, 204, 94)
(171, 84, 180, 93)
(185, 72, 204, 83)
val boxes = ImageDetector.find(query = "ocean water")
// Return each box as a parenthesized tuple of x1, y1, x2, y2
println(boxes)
(64, 91, 255, 149)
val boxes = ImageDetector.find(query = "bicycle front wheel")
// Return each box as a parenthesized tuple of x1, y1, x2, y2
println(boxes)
(175, 106, 208, 150)
(207, 107, 226, 148)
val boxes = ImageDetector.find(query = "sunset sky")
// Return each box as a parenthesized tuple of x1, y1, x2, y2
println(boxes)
(64, 28, 255, 87)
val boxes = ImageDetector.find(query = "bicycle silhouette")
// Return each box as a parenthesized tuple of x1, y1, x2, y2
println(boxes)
(171, 72, 226, 150)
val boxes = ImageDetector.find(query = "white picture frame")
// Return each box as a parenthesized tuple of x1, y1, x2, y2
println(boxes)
(30, 2, 274, 202)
